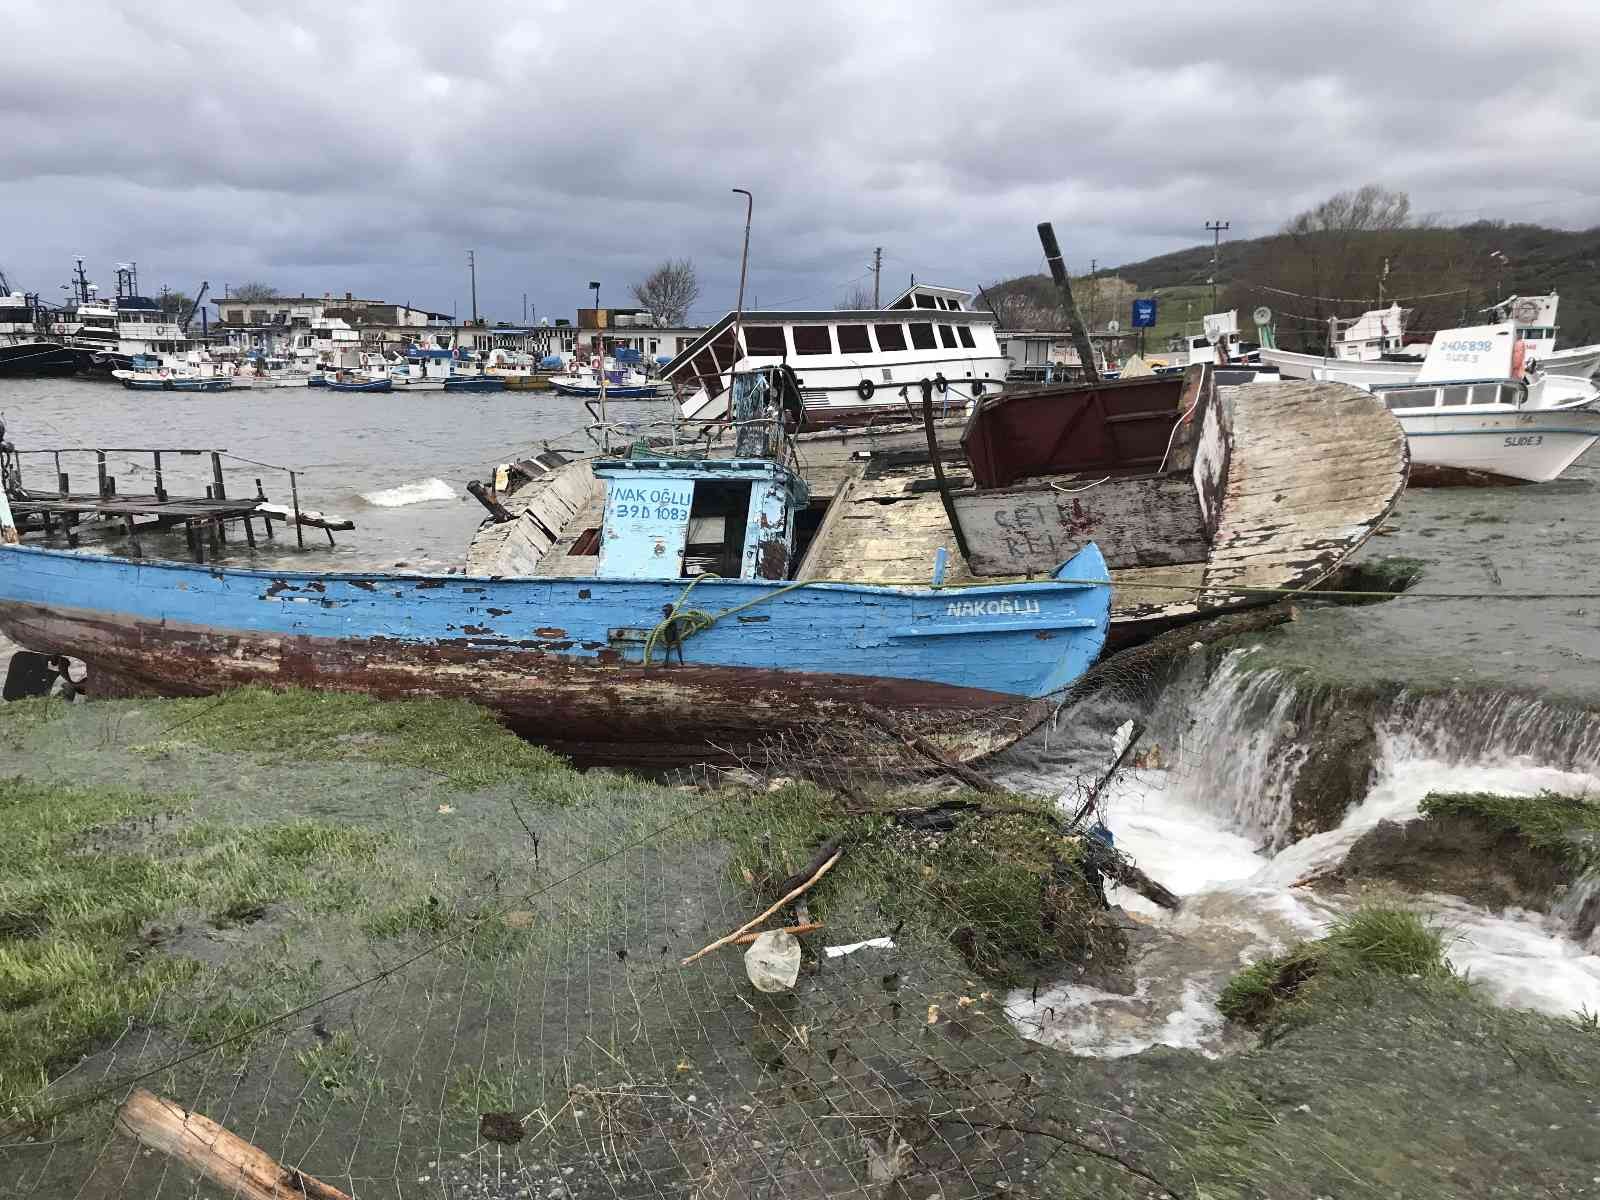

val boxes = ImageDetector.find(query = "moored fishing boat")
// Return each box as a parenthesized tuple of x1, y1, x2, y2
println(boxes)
(0, 371, 1111, 766)
(1362, 321, 1600, 484)
(325, 376, 393, 393)
(549, 364, 667, 398)
(443, 374, 506, 393)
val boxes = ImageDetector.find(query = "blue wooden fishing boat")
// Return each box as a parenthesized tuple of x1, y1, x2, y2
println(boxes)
(325, 377, 392, 393)
(0, 378, 1111, 764)
(443, 375, 506, 393)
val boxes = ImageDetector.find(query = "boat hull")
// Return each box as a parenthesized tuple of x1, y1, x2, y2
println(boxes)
(1400, 408, 1600, 484)
(550, 382, 667, 398)
(1261, 347, 1422, 386)
(326, 380, 393, 393)
(0, 340, 79, 377)
(0, 545, 1109, 766)
(1539, 343, 1600, 380)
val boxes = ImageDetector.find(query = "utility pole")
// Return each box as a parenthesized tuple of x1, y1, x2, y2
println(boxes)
(1088, 258, 1098, 330)
(1205, 221, 1229, 312)
(872, 246, 882, 308)
(522, 291, 527, 324)
(468, 250, 478, 325)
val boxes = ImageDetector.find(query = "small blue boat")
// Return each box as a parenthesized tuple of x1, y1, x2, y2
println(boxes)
(325, 378, 393, 393)
(443, 375, 506, 393)
(307, 374, 328, 388)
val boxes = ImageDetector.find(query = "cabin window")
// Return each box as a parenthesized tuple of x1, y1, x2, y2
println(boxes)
(891, 296, 914, 309)
(957, 325, 977, 349)
(874, 324, 907, 351)
(684, 480, 753, 578)
(1440, 386, 1470, 406)
(915, 295, 937, 308)
(908, 323, 937, 350)
(743, 325, 787, 357)
(937, 324, 956, 349)
(836, 324, 870, 354)
(948, 298, 965, 312)
(792, 325, 833, 355)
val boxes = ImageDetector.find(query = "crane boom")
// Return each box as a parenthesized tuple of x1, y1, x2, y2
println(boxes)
(182, 281, 210, 332)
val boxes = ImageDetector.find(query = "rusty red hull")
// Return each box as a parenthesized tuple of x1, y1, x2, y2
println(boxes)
(0, 601, 1042, 767)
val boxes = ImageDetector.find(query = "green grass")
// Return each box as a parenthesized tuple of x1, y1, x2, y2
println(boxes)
(0, 774, 410, 1117)
(1419, 790, 1600, 873)
(133, 686, 575, 789)
(1218, 905, 1456, 1029)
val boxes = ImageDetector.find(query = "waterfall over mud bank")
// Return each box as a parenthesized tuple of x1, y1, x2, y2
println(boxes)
(998, 646, 1600, 1059)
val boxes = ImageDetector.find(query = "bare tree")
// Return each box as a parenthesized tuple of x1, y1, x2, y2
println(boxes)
(1226, 185, 1478, 351)
(230, 281, 279, 302)
(630, 259, 700, 325)
(835, 282, 875, 310)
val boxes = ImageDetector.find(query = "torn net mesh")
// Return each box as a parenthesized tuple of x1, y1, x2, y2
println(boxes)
(0, 644, 1215, 1200)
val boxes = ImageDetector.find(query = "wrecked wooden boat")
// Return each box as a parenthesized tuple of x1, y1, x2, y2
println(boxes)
(0, 384, 1112, 767)
(792, 365, 1409, 647)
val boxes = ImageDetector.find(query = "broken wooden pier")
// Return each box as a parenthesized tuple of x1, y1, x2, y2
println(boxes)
(2, 446, 353, 561)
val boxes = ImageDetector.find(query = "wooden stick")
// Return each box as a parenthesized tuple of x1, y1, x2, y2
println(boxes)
(114, 1088, 351, 1200)
(681, 850, 843, 966)
(731, 921, 823, 946)
(861, 704, 1002, 794)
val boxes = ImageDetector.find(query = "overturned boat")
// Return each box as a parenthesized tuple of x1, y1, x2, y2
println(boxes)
(790, 365, 1409, 647)
(0, 377, 1111, 766)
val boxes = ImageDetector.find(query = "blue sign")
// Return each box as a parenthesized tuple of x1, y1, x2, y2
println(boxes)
(1132, 298, 1157, 328)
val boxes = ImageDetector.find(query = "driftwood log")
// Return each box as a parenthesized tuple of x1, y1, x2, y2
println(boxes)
(115, 1088, 351, 1200)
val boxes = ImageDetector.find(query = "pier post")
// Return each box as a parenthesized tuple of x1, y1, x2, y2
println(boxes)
(210, 453, 227, 501)
(57, 472, 68, 498)
(289, 471, 305, 550)
(153, 451, 166, 502)
(96, 451, 109, 499)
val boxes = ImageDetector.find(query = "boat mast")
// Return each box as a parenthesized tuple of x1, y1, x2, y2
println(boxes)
(1036, 222, 1099, 383)
(731, 188, 753, 418)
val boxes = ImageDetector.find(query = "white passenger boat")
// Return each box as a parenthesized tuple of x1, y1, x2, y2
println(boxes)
(1365, 322, 1600, 484)
(665, 283, 1010, 428)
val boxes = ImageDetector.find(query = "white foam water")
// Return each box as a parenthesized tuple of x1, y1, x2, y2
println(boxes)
(1008, 655, 1600, 1059)
(359, 477, 458, 507)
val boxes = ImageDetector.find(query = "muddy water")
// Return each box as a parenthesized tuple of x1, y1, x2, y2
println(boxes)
(0, 376, 671, 570)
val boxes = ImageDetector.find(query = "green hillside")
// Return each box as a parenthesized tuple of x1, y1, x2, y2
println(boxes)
(987, 221, 1600, 351)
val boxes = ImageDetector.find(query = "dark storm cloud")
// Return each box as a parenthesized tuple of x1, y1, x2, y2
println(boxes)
(4, 0, 1598, 321)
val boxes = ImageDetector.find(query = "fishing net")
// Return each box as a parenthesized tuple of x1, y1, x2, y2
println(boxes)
(0, 612, 1271, 1200)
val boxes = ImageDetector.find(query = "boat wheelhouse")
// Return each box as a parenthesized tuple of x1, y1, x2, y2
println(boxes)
(1482, 293, 1600, 380)
(664, 284, 1010, 428)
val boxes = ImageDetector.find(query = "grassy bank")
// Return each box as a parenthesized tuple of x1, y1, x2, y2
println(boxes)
(2, 690, 1598, 1200)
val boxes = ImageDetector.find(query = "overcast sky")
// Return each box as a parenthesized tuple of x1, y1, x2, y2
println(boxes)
(4, 0, 1598, 325)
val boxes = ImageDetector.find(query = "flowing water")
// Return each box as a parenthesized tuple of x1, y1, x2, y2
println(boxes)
(1003, 649, 1600, 1058)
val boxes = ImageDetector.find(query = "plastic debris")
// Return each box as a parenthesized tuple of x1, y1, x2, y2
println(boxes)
(823, 936, 896, 959)
(744, 929, 801, 993)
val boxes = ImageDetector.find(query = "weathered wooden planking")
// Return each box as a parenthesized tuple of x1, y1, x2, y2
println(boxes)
(796, 380, 1407, 640)
(953, 475, 1206, 573)
(1202, 381, 1407, 599)
(465, 462, 601, 577)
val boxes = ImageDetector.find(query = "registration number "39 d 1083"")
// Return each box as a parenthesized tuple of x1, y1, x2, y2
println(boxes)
(1504, 435, 1544, 447)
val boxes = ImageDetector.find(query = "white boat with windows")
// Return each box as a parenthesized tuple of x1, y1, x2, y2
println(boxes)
(665, 283, 1010, 427)
(1365, 322, 1600, 484)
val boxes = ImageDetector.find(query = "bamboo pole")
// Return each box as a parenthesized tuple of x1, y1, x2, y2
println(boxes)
(114, 1088, 351, 1200)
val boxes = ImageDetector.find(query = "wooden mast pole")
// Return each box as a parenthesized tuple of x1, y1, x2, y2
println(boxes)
(1037, 222, 1100, 383)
